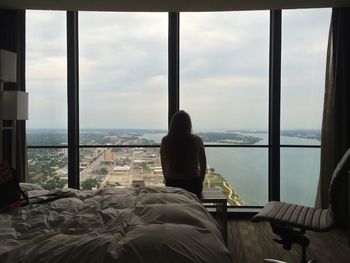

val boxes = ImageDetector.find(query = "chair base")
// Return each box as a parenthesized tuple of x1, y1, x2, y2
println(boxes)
(270, 223, 314, 263)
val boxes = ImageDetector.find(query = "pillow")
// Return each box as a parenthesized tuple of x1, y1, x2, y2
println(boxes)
(19, 182, 45, 192)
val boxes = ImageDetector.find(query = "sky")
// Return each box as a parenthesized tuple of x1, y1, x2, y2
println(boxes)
(26, 8, 331, 131)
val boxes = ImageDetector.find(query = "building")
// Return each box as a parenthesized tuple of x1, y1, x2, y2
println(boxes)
(113, 165, 130, 172)
(103, 151, 116, 162)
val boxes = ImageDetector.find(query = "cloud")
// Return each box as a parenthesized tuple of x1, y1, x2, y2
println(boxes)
(27, 56, 67, 84)
(147, 74, 167, 87)
(26, 9, 331, 131)
(181, 76, 269, 130)
(27, 95, 67, 129)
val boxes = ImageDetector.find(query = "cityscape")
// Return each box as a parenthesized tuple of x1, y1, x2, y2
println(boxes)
(27, 129, 269, 206)
(27, 129, 320, 206)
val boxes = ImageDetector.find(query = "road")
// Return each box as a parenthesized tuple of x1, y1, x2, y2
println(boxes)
(80, 149, 106, 181)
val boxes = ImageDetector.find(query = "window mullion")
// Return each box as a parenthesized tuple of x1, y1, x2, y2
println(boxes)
(268, 9, 282, 201)
(67, 11, 80, 189)
(168, 12, 179, 127)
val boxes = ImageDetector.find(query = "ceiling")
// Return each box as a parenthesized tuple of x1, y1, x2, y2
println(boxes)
(0, 0, 349, 12)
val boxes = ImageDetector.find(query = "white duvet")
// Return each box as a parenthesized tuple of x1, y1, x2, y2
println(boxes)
(0, 186, 233, 263)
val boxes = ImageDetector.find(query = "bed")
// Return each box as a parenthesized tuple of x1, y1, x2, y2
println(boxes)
(0, 184, 233, 263)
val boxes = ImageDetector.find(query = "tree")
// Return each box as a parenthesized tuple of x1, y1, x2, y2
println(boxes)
(100, 167, 108, 175)
(42, 176, 67, 190)
(81, 178, 99, 190)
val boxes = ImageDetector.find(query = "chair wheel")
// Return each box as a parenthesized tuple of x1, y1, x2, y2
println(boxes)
(263, 259, 286, 263)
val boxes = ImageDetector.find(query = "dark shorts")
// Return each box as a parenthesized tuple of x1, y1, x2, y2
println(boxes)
(165, 176, 203, 196)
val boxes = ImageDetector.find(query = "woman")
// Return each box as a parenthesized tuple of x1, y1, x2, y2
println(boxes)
(160, 110, 206, 196)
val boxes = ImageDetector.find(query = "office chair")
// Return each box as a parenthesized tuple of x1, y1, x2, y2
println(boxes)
(252, 148, 350, 263)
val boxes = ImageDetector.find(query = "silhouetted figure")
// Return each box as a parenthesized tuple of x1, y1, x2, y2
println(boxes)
(160, 110, 206, 196)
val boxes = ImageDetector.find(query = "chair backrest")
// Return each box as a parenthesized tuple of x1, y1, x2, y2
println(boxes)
(328, 148, 350, 226)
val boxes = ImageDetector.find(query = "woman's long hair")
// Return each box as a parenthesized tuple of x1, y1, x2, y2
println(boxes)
(168, 110, 192, 138)
(166, 110, 193, 172)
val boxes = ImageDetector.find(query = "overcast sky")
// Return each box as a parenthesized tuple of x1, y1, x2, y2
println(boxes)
(26, 8, 331, 131)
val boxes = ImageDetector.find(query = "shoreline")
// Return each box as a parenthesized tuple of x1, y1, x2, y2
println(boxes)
(204, 169, 245, 206)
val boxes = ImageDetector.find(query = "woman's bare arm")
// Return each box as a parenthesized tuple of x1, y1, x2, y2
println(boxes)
(199, 139, 206, 181)
(160, 137, 168, 176)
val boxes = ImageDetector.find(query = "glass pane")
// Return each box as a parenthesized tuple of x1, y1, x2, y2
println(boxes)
(26, 10, 67, 145)
(28, 148, 68, 190)
(281, 8, 331, 145)
(281, 148, 321, 207)
(79, 12, 168, 144)
(27, 129, 67, 146)
(80, 147, 163, 190)
(206, 147, 268, 206)
(180, 11, 269, 134)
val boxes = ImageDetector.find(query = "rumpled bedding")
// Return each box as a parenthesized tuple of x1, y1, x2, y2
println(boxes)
(0, 186, 233, 263)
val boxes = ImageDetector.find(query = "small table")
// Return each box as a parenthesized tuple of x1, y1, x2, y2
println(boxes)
(200, 188, 228, 245)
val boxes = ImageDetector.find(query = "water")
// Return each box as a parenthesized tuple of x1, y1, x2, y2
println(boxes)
(142, 132, 320, 207)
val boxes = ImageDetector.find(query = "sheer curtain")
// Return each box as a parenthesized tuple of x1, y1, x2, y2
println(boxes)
(316, 8, 350, 227)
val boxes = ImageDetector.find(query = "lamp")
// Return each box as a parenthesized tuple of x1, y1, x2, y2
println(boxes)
(0, 49, 17, 85)
(0, 49, 28, 168)
(0, 91, 28, 120)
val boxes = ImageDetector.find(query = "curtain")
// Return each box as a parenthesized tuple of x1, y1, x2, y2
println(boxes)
(16, 11, 27, 183)
(0, 10, 26, 181)
(316, 8, 350, 227)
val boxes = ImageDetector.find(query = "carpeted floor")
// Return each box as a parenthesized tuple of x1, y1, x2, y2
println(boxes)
(227, 219, 350, 263)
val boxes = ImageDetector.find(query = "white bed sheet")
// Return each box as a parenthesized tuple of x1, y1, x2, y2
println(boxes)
(0, 186, 233, 263)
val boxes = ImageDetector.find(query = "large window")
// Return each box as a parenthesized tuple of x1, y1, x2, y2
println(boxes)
(180, 11, 269, 206)
(280, 9, 331, 206)
(26, 9, 331, 207)
(78, 12, 167, 189)
(26, 11, 68, 189)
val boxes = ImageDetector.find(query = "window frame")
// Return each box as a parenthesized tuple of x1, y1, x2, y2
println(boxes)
(26, 10, 324, 210)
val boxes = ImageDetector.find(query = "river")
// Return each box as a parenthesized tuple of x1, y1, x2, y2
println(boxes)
(141, 132, 320, 207)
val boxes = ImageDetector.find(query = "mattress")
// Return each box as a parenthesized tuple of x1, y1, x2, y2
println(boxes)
(0, 185, 233, 263)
